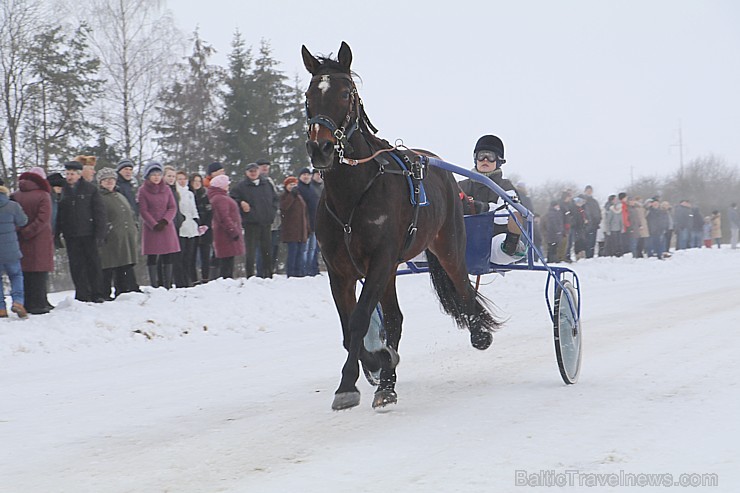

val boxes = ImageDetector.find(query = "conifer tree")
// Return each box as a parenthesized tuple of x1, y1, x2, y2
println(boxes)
(277, 76, 310, 178)
(24, 24, 102, 169)
(220, 30, 254, 174)
(154, 30, 222, 174)
(248, 39, 288, 163)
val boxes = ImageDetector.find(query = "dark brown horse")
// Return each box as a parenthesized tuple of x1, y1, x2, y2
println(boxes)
(302, 42, 499, 410)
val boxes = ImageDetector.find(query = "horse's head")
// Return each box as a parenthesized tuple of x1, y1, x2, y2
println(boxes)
(302, 41, 359, 169)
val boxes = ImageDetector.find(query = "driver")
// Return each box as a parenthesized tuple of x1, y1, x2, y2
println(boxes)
(458, 134, 526, 264)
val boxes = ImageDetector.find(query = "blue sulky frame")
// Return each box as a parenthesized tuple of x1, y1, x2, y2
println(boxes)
(397, 156, 583, 384)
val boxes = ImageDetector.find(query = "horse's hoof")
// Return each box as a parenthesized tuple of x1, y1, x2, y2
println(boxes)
(470, 330, 493, 350)
(372, 389, 398, 409)
(332, 391, 361, 410)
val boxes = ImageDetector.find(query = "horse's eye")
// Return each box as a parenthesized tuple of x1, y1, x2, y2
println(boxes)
(341, 90, 350, 100)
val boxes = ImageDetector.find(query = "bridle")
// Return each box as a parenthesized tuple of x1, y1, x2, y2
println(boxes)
(305, 72, 379, 167)
(305, 71, 426, 278)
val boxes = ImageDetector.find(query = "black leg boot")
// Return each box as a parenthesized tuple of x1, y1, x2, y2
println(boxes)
(162, 264, 173, 290)
(502, 232, 521, 256)
(148, 265, 159, 288)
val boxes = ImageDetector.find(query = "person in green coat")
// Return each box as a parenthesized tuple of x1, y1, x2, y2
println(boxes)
(97, 168, 140, 298)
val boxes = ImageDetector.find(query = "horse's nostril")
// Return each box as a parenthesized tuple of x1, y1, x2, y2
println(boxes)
(320, 140, 334, 155)
(306, 140, 319, 155)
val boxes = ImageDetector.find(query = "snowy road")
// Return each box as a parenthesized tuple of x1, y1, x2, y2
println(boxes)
(2, 249, 738, 492)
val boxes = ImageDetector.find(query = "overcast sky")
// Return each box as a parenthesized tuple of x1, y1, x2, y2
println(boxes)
(169, 0, 740, 195)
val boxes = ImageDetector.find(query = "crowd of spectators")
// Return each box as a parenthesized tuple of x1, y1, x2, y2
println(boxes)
(536, 186, 740, 263)
(0, 156, 325, 318)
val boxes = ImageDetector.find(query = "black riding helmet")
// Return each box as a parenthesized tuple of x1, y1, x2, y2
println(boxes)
(473, 135, 506, 166)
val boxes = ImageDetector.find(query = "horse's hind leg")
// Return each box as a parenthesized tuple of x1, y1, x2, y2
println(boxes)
(428, 234, 500, 350)
(373, 275, 403, 409)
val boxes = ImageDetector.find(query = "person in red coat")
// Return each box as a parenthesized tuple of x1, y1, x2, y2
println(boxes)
(137, 162, 180, 288)
(279, 176, 308, 277)
(207, 174, 244, 279)
(12, 168, 54, 314)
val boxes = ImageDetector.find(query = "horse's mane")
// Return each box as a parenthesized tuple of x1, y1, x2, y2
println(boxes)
(314, 54, 361, 82)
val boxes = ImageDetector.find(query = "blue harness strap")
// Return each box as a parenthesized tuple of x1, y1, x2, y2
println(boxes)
(387, 152, 429, 206)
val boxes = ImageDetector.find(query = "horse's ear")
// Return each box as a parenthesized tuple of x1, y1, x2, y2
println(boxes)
(302, 45, 320, 75)
(337, 41, 352, 71)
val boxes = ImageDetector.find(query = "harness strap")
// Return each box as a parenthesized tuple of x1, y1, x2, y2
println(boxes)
(324, 168, 385, 278)
(389, 151, 426, 262)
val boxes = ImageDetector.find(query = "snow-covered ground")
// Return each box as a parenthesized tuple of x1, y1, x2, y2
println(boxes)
(2, 248, 738, 492)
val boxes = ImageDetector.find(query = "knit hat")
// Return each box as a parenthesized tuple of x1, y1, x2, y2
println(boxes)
(298, 167, 312, 176)
(256, 158, 270, 166)
(283, 176, 298, 187)
(64, 160, 83, 171)
(116, 158, 135, 172)
(29, 167, 47, 179)
(97, 167, 118, 183)
(210, 174, 230, 190)
(143, 161, 163, 178)
(0, 185, 8, 195)
(207, 161, 224, 175)
(47, 172, 65, 188)
(473, 135, 505, 163)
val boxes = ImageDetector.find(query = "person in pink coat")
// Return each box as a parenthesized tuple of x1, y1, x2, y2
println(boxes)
(12, 167, 54, 314)
(207, 174, 245, 279)
(136, 161, 180, 288)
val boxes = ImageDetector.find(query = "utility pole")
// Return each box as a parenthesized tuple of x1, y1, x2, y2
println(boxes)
(671, 120, 685, 176)
(678, 121, 684, 175)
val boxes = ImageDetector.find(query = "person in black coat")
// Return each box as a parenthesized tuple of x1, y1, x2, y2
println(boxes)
(544, 201, 565, 263)
(645, 199, 669, 259)
(115, 158, 139, 215)
(57, 161, 108, 302)
(113, 158, 141, 292)
(296, 167, 320, 276)
(673, 200, 693, 250)
(230, 162, 278, 278)
(579, 185, 602, 258)
(189, 173, 212, 283)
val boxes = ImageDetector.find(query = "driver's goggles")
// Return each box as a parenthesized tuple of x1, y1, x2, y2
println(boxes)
(475, 150, 499, 162)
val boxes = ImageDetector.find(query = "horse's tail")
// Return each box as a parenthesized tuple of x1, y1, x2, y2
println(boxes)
(425, 249, 500, 334)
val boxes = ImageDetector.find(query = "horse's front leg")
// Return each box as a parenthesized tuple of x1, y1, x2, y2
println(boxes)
(327, 268, 356, 353)
(333, 260, 397, 410)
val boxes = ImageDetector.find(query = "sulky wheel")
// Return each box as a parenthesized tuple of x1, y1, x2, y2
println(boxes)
(553, 279, 582, 384)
